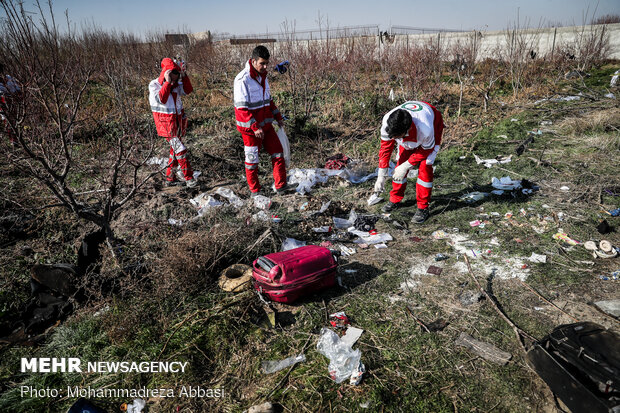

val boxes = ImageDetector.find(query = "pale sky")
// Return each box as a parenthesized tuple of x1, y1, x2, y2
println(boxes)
(10, 0, 620, 37)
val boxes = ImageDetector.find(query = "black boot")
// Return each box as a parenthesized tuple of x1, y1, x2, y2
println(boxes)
(412, 208, 430, 224)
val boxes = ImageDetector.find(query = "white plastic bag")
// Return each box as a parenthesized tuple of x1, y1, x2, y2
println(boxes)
(215, 187, 244, 208)
(281, 238, 306, 251)
(277, 127, 291, 168)
(317, 327, 362, 383)
(253, 195, 272, 210)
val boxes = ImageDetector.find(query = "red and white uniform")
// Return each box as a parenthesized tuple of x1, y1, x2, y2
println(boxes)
(378, 101, 444, 209)
(1, 74, 20, 143)
(234, 60, 286, 193)
(149, 58, 194, 182)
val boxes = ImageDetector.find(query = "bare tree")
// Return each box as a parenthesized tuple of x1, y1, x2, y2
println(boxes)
(502, 16, 542, 99)
(0, 0, 160, 250)
(450, 31, 481, 117)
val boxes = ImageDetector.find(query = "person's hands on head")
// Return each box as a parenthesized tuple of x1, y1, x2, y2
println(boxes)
(165, 68, 180, 84)
(164, 69, 172, 83)
(255, 127, 264, 139)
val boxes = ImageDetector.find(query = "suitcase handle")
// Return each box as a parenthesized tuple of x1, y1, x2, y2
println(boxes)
(256, 256, 276, 272)
(254, 256, 282, 281)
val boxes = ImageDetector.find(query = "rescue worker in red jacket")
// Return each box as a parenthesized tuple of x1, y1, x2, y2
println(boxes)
(234, 46, 287, 196)
(371, 101, 444, 223)
(149, 58, 197, 188)
(0, 63, 21, 144)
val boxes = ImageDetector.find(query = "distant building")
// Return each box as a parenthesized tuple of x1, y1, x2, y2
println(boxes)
(165, 34, 189, 45)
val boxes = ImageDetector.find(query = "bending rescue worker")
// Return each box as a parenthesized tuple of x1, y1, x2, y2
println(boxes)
(372, 101, 444, 224)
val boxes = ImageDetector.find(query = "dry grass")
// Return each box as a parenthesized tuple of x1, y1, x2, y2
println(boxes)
(558, 107, 620, 136)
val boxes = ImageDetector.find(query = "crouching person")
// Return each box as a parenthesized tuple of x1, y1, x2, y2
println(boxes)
(372, 101, 444, 223)
(149, 57, 197, 188)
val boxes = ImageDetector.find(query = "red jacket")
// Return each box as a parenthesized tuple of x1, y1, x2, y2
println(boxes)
(378, 101, 444, 168)
(233, 60, 283, 134)
(149, 58, 193, 137)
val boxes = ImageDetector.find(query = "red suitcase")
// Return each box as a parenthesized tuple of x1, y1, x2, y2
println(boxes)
(252, 245, 337, 303)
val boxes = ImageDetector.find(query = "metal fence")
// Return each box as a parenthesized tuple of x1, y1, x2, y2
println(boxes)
(211, 25, 380, 42)
(388, 25, 467, 35)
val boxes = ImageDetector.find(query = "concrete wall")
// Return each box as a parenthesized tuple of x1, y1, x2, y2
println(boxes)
(200, 23, 620, 62)
(390, 23, 620, 60)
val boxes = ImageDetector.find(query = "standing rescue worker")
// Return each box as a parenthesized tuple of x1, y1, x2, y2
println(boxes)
(149, 58, 197, 188)
(371, 101, 444, 224)
(234, 46, 287, 196)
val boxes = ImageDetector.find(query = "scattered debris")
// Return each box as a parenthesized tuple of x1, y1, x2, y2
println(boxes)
(586, 240, 618, 258)
(312, 226, 331, 233)
(349, 361, 366, 385)
(262, 354, 306, 374)
(592, 300, 620, 318)
(460, 192, 490, 203)
(367, 193, 382, 206)
(455, 332, 512, 365)
(528, 253, 547, 264)
(30, 263, 80, 297)
(426, 265, 443, 275)
(215, 187, 244, 208)
(435, 253, 449, 261)
(599, 271, 619, 281)
(341, 326, 364, 347)
(252, 211, 270, 222)
(458, 290, 483, 306)
(123, 398, 146, 413)
(218, 264, 252, 293)
(317, 327, 363, 384)
(253, 195, 272, 210)
(190, 193, 223, 215)
(329, 311, 350, 329)
(469, 220, 484, 227)
(324, 153, 350, 170)
(349, 229, 393, 245)
(526, 322, 620, 413)
(353, 214, 379, 232)
(281, 238, 306, 251)
(552, 231, 580, 246)
(287, 165, 377, 194)
(248, 402, 275, 413)
(491, 176, 521, 191)
(474, 154, 512, 168)
(596, 219, 612, 234)
(515, 135, 534, 156)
